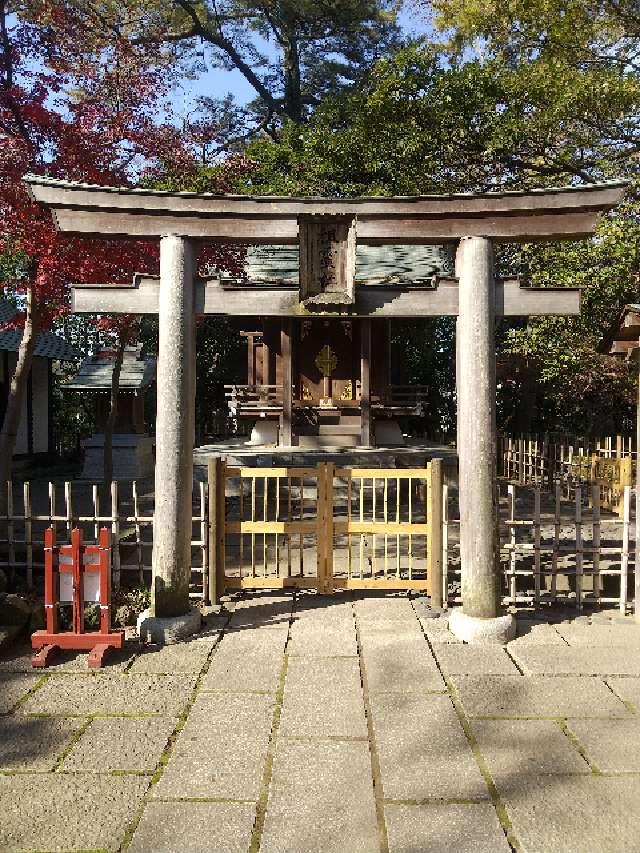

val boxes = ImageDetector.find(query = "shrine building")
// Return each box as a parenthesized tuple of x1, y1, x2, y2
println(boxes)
(226, 245, 447, 448)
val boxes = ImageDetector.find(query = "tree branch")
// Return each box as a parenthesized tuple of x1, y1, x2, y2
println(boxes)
(172, 0, 283, 116)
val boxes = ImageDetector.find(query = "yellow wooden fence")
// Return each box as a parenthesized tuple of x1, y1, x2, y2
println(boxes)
(207, 459, 443, 600)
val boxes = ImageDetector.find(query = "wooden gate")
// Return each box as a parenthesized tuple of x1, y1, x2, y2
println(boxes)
(207, 459, 443, 601)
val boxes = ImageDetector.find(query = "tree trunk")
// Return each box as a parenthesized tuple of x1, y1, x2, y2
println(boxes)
(0, 286, 40, 514)
(282, 33, 303, 123)
(103, 331, 128, 500)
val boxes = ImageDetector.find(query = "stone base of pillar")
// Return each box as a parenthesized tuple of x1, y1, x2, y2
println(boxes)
(137, 606, 201, 645)
(448, 609, 516, 645)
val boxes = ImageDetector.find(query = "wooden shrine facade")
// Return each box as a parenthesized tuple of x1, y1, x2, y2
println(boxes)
(228, 318, 404, 447)
(25, 174, 625, 629)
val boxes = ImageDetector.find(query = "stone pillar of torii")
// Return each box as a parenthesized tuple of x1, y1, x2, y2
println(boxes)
(25, 175, 625, 643)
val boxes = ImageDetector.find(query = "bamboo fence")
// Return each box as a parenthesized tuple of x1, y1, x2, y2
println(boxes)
(0, 475, 635, 614)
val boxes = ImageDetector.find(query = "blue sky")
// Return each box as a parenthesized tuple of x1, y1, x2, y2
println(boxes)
(170, 2, 436, 116)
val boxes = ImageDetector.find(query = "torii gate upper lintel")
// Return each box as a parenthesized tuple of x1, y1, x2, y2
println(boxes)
(24, 174, 626, 642)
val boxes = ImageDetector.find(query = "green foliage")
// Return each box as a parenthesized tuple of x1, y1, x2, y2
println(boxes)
(139, 315, 245, 442)
(430, 0, 640, 71)
(233, 46, 640, 195)
(0, 247, 32, 285)
(113, 587, 151, 627)
(227, 42, 640, 436)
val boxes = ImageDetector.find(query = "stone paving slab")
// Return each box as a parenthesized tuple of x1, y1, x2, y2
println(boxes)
(385, 804, 511, 853)
(296, 597, 354, 623)
(452, 675, 629, 718)
(22, 673, 197, 716)
(417, 614, 462, 644)
(279, 657, 367, 738)
(357, 618, 423, 638)
(219, 624, 289, 655)
(510, 645, 640, 676)
(355, 596, 414, 621)
(128, 638, 217, 673)
(62, 715, 176, 772)
(507, 622, 566, 647)
(432, 644, 520, 675)
(556, 622, 640, 647)
(0, 714, 81, 770)
(0, 773, 148, 852)
(288, 620, 358, 657)
(370, 693, 488, 800)
(499, 775, 640, 853)
(261, 739, 378, 853)
(606, 676, 640, 709)
(0, 643, 135, 672)
(128, 801, 257, 853)
(566, 717, 640, 772)
(360, 634, 444, 693)
(471, 720, 589, 780)
(0, 671, 41, 712)
(153, 691, 274, 800)
(229, 594, 293, 629)
(201, 647, 283, 692)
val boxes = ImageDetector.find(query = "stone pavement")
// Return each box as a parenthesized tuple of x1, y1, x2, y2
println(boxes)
(2, 594, 640, 852)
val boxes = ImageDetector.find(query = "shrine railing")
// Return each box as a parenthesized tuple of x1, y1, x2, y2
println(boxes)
(224, 384, 284, 408)
(387, 385, 430, 406)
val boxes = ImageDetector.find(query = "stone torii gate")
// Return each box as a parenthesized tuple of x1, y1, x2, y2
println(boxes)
(25, 176, 625, 643)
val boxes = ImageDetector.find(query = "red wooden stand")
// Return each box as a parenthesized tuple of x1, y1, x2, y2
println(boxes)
(32, 527, 124, 669)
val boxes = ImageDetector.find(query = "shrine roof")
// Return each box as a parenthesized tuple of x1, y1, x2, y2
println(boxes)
(24, 175, 626, 245)
(0, 299, 81, 361)
(237, 245, 454, 285)
(63, 347, 156, 391)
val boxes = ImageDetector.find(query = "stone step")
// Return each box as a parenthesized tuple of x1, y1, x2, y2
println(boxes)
(317, 424, 361, 435)
(298, 434, 360, 449)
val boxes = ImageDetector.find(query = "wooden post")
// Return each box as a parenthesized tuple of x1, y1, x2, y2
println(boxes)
(43, 526, 57, 634)
(248, 333, 256, 385)
(110, 481, 120, 592)
(24, 482, 32, 590)
(360, 319, 371, 447)
(622, 484, 630, 614)
(280, 319, 293, 446)
(262, 324, 270, 388)
(71, 527, 83, 634)
(316, 462, 334, 593)
(427, 458, 443, 608)
(208, 455, 226, 604)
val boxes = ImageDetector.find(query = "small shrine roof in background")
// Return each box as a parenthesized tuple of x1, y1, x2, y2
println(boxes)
(599, 303, 640, 360)
(0, 298, 81, 361)
(230, 245, 455, 286)
(63, 346, 156, 392)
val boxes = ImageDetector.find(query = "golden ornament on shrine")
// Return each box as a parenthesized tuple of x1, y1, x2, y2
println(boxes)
(340, 380, 353, 400)
(315, 344, 338, 377)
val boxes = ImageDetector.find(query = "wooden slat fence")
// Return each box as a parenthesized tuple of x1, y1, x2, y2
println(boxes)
(443, 482, 635, 614)
(500, 434, 635, 505)
(0, 480, 207, 597)
(1, 473, 635, 615)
